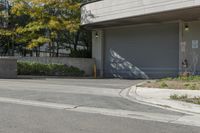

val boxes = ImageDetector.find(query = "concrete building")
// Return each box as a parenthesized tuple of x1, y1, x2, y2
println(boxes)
(81, 0, 200, 79)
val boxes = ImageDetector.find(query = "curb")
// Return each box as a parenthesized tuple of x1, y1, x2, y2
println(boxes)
(120, 82, 200, 115)
(17, 75, 94, 79)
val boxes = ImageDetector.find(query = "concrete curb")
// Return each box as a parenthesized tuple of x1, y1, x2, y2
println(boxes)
(121, 82, 200, 115)
(17, 75, 94, 79)
(120, 89, 190, 115)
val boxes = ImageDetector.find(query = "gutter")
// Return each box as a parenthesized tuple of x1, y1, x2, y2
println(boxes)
(81, 0, 103, 7)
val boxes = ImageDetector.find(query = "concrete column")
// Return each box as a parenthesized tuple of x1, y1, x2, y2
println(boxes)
(92, 30, 104, 77)
(179, 21, 200, 75)
(179, 21, 184, 74)
(181, 21, 200, 75)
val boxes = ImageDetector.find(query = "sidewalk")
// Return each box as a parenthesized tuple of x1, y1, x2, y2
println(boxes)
(127, 85, 200, 114)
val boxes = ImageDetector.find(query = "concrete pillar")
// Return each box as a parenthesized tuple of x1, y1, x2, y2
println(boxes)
(92, 30, 104, 77)
(179, 21, 191, 75)
(179, 21, 184, 74)
(180, 21, 200, 75)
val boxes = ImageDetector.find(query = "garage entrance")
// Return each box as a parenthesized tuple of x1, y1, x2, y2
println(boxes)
(104, 23, 179, 79)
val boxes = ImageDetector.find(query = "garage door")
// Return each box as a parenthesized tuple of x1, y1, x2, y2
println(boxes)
(104, 23, 179, 79)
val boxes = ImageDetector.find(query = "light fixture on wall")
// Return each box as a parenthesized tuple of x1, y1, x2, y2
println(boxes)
(185, 23, 189, 31)
(95, 32, 99, 38)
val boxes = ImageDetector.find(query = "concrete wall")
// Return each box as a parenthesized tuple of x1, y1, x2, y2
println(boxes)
(81, 0, 200, 25)
(18, 57, 95, 76)
(0, 57, 17, 79)
(180, 21, 200, 74)
(103, 23, 179, 79)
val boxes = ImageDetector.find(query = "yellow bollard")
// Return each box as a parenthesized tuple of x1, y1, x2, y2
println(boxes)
(93, 64, 97, 79)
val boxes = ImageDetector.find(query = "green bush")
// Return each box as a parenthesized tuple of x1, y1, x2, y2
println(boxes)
(170, 94, 188, 100)
(160, 82, 168, 88)
(170, 94, 200, 105)
(17, 62, 85, 76)
(176, 76, 200, 81)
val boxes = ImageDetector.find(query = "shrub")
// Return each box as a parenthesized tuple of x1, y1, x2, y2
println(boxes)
(170, 94, 200, 105)
(183, 83, 197, 90)
(170, 94, 179, 100)
(184, 83, 190, 87)
(189, 84, 197, 90)
(17, 62, 85, 76)
(170, 94, 188, 100)
(177, 76, 200, 81)
(163, 77, 173, 81)
(160, 82, 168, 88)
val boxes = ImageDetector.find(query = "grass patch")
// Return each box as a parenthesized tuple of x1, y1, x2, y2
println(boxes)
(160, 82, 168, 88)
(142, 76, 200, 90)
(17, 61, 85, 76)
(170, 94, 200, 105)
(176, 76, 200, 81)
(170, 94, 188, 100)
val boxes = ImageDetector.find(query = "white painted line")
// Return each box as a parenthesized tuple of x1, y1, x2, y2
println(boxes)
(0, 97, 75, 109)
(0, 83, 121, 97)
(73, 106, 181, 123)
(0, 96, 199, 127)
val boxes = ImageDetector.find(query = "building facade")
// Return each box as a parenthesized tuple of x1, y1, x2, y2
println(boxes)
(81, 0, 200, 79)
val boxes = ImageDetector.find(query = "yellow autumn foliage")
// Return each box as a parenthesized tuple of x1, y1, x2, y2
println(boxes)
(9, 0, 81, 48)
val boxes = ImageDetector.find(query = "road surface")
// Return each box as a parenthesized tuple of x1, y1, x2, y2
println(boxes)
(0, 79, 199, 133)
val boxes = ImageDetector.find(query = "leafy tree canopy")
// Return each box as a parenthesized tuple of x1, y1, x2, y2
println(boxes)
(0, 0, 91, 57)
(10, 0, 81, 49)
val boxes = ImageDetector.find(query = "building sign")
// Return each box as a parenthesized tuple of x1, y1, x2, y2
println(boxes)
(192, 40, 199, 49)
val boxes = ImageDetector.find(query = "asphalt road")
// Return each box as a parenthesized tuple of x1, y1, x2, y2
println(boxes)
(0, 78, 199, 133)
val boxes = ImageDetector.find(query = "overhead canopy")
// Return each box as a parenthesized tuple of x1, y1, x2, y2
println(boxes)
(83, 6, 200, 29)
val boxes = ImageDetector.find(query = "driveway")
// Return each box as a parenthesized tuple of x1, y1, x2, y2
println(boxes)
(0, 79, 199, 133)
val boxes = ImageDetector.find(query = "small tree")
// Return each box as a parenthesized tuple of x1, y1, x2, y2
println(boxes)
(0, 0, 92, 57)
(11, 0, 80, 51)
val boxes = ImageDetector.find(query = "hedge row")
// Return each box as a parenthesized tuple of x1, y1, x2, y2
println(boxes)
(17, 62, 85, 76)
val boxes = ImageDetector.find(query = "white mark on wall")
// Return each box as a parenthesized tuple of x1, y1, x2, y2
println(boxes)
(109, 49, 149, 79)
(180, 42, 186, 52)
(192, 40, 199, 49)
(189, 40, 199, 75)
(191, 51, 199, 75)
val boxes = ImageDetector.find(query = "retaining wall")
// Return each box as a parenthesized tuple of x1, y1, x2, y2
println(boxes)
(0, 57, 17, 78)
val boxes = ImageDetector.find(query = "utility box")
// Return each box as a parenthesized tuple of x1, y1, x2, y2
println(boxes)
(0, 57, 17, 79)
